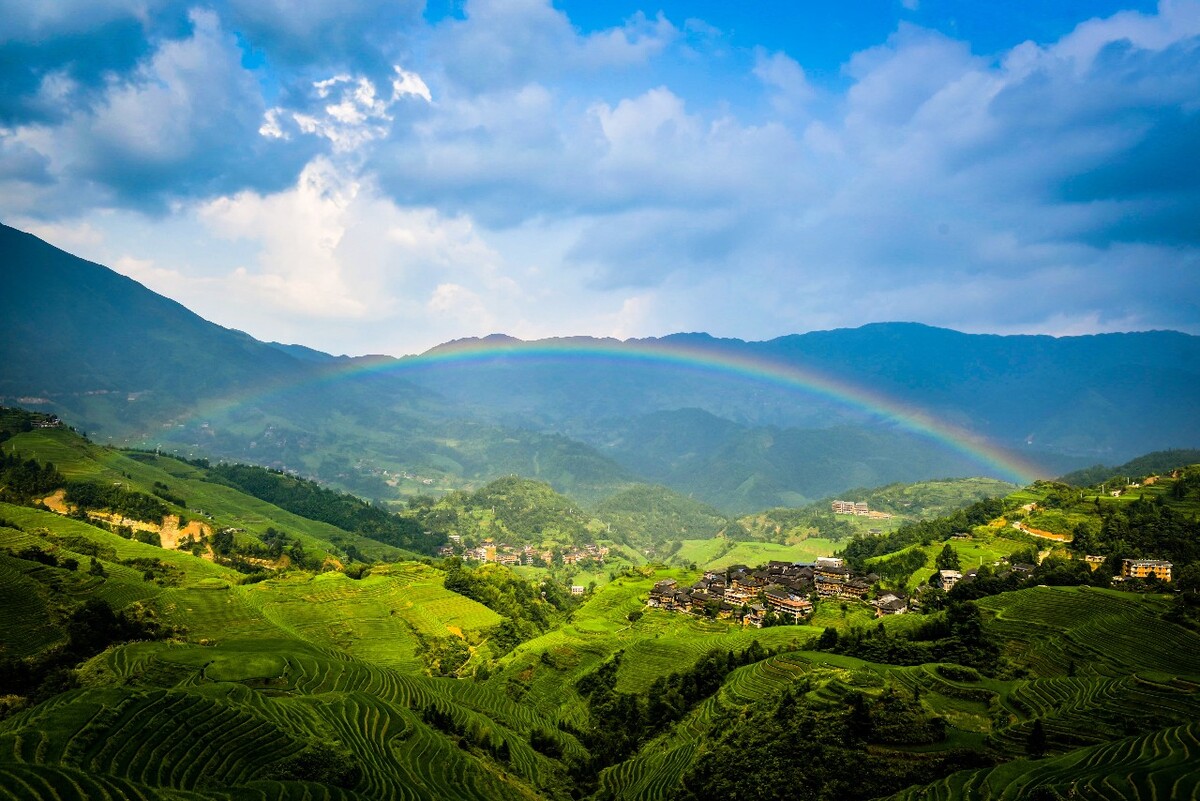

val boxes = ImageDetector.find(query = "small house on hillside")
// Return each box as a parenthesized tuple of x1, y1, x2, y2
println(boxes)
(935, 569, 962, 590)
(873, 594, 908, 616)
(648, 579, 678, 608)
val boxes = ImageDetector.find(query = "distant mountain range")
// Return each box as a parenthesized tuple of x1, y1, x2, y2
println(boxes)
(3, 222, 1199, 512)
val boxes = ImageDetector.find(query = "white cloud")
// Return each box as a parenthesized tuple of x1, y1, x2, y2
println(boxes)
(6, 0, 1200, 353)
(0, 0, 151, 40)
(262, 66, 431, 153)
(753, 49, 815, 115)
(428, 282, 492, 327)
(392, 67, 432, 102)
(431, 0, 678, 91)
(0, 8, 285, 210)
(1052, 0, 1200, 70)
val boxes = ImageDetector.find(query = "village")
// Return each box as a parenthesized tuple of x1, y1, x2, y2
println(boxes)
(437, 536, 610, 569)
(648, 556, 907, 627)
(647, 553, 1176, 628)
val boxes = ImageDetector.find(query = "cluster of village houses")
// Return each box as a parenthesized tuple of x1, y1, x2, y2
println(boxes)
(933, 556, 1174, 589)
(437, 535, 610, 569)
(648, 557, 909, 627)
(646, 552, 1177, 628)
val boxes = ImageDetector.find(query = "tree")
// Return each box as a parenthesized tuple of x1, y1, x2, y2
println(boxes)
(817, 627, 838, 649)
(1027, 719, 1047, 758)
(845, 692, 873, 742)
(935, 543, 961, 570)
(1177, 563, 1200, 594)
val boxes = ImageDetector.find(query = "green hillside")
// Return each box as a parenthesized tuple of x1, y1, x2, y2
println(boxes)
(0, 415, 415, 568)
(1058, 448, 1200, 487)
(3, 412, 1200, 800)
(591, 484, 731, 545)
(403, 475, 601, 546)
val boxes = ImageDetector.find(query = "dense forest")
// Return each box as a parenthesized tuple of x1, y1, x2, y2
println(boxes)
(207, 463, 434, 552)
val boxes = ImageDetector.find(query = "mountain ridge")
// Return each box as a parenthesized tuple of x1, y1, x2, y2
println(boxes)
(4, 222, 1199, 512)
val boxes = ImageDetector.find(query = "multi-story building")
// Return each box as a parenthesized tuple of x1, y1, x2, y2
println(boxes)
(935, 569, 963, 590)
(1121, 559, 1173, 582)
(764, 586, 813, 618)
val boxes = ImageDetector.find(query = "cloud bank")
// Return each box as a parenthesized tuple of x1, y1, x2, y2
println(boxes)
(2, 0, 1198, 354)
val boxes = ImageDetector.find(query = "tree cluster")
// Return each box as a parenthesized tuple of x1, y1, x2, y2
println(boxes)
(0, 451, 63, 503)
(208, 463, 432, 552)
(0, 598, 173, 708)
(840, 496, 1008, 570)
(679, 684, 986, 801)
(442, 559, 574, 656)
(818, 602, 1001, 674)
(63, 480, 168, 523)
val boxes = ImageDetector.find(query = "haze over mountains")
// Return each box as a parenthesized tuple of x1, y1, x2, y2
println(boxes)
(3, 223, 1199, 512)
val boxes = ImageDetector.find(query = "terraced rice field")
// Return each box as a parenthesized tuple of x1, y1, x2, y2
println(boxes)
(670, 538, 844, 571)
(597, 650, 876, 801)
(0, 558, 63, 658)
(241, 567, 500, 672)
(0, 632, 559, 801)
(980, 587, 1200, 677)
(887, 723, 1200, 800)
(5, 444, 1200, 801)
(989, 674, 1200, 755)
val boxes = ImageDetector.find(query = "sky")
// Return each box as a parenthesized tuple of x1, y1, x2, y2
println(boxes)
(2, 0, 1198, 356)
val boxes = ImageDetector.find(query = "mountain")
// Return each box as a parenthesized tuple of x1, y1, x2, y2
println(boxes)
(1058, 448, 1200, 487)
(590, 409, 1033, 513)
(4, 222, 1199, 513)
(0, 223, 635, 502)
(403, 325, 1200, 462)
(0, 224, 312, 428)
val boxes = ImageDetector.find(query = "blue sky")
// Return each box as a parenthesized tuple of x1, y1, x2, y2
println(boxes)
(1, 0, 1197, 355)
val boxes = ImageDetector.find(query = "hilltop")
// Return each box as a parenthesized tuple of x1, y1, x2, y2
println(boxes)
(837, 461, 1200, 597)
(1057, 448, 1200, 487)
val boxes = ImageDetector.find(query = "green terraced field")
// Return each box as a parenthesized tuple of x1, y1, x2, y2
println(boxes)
(979, 586, 1200, 678)
(886, 723, 1200, 801)
(673, 538, 840, 570)
(2, 430, 410, 565)
(240, 567, 501, 672)
(0, 558, 64, 658)
(4, 424, 1200, 800)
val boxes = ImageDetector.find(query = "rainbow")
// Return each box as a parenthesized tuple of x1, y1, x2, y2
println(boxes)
(190, 335, 1047, 484)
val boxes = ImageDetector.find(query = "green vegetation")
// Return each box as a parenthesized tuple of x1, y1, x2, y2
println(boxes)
(1058, 449, 1200, 487)
(592, 484, 731, 545)
(207, 461, 435, 552)
(3, 409, 1200, 800)
(830, 477, 1020, 518)
(443, 558, 576, 656)
(680, 683, 975, 801)
(405, 475, 597, 545)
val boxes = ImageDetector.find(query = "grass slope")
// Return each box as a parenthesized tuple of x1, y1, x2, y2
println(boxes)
(2, 428, 413, 564)
(3, 429, 1199, 800)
